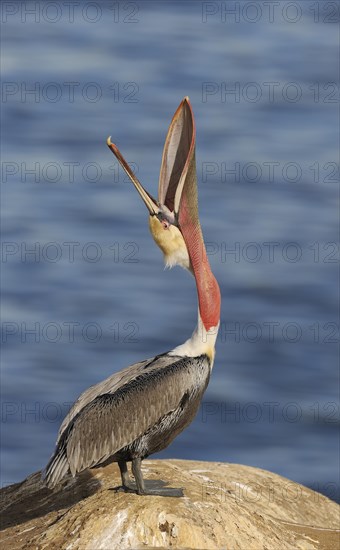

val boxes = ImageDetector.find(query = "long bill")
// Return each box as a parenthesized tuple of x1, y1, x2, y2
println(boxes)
(107, 98, 221, 333)
(159, 98, 221, 332)
(106, 137, 159, 216)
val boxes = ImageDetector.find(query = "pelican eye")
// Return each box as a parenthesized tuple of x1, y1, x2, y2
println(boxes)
(156, 212, 171, 229)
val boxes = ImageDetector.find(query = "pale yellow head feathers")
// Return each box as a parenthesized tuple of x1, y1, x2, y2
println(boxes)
(149, 216, 190, 270)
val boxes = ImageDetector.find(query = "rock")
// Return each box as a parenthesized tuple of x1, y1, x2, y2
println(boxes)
(0, 459, 339, 549)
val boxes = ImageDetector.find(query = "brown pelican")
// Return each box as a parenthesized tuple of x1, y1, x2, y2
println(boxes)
(45, 98, 221, 496)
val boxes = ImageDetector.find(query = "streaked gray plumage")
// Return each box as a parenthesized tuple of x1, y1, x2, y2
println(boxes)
(45, 353, 210, 489)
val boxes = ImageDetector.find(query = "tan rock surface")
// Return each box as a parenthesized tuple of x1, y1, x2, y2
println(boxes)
(0, 459, 339, 549)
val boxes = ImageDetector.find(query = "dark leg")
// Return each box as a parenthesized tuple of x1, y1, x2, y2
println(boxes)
(118, 460, 135, 491)
(132, 458, 184, 497)
(132, 458, 145, 494)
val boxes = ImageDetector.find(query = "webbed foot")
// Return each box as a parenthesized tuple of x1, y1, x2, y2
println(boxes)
(137, 486, 184, 497)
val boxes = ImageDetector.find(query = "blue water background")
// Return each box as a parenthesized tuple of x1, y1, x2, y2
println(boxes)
(1, 1, 339, 502)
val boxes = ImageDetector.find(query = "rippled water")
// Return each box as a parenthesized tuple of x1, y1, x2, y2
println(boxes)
(2, 2, 339, 502)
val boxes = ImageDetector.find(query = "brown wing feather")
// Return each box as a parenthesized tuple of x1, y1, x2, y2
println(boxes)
(61, 355, 209, 476)
(58, 355, 171, 440)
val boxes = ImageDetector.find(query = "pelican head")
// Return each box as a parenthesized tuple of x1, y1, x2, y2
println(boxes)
(106, 97, 198, 271)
